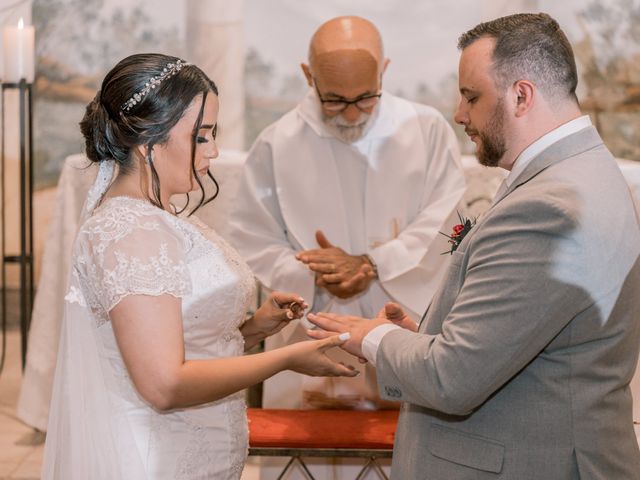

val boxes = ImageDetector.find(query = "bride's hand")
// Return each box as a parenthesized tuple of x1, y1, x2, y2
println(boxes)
(242, 292, 308, 340)
(284, 334, 360, 377)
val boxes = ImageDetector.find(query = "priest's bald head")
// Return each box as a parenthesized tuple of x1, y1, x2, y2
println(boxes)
(301, 16, 390, 143)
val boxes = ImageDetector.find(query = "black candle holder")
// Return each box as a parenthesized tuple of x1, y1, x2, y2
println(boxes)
(1, 79, 34, 371)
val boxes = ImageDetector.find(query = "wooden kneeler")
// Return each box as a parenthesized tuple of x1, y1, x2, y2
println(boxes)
(247, 408, 399, 480)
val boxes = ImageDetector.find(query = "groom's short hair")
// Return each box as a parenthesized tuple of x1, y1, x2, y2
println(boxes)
(458, 13, 578, 103)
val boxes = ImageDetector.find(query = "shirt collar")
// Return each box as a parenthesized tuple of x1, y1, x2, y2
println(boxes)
(505, 115, 592, 187)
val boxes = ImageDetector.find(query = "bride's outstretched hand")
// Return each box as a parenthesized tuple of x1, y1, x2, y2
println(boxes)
(284, 334, 360, 377)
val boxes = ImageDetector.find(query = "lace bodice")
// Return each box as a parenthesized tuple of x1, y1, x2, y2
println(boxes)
(65, 196, 256, 479)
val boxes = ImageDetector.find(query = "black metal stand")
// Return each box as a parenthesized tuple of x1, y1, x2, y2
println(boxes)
(1, 79, 34, 371)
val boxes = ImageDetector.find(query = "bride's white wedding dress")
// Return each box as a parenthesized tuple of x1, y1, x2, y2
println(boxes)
(42, 184, 256, 479)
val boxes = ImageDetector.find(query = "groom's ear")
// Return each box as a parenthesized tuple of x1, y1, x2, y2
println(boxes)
(511, 80, 535, 118)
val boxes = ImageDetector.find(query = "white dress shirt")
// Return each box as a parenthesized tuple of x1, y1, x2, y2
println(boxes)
(502, 115, 592, 192)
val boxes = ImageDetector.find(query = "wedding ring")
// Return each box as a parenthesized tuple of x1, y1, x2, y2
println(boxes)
(288, 302, 303, 316)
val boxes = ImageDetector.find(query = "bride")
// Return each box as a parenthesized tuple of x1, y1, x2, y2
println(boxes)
(42, 53, 358, 480)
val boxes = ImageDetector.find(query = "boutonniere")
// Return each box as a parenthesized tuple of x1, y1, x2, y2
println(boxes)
(440, 211, 476, 255)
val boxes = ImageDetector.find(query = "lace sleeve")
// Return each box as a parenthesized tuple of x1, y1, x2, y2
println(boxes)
(79, 203, 192, 313)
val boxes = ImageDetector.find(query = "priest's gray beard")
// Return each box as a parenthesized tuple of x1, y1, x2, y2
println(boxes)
(323, 105, 380, 143)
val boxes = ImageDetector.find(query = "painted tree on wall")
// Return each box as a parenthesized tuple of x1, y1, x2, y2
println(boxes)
(576, 0, 640, 160)
(32, 0, 184, 188)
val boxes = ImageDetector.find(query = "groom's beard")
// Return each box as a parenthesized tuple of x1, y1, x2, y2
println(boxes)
(323, 105, 379, 143)
(474, 97, 507, 167)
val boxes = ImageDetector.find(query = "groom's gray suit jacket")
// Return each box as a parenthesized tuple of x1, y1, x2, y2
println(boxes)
(376, 127, 640, 479)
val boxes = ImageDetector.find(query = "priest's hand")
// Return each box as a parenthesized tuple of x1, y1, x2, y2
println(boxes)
(241, 292, 308, 349)
(376, 302, 418, 332)
(296, 230, 377, 298)
(306, 312, 391, 359)
(317, 263, 375, 299)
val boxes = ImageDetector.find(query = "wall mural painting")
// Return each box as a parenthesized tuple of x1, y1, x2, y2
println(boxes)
(33, 0, 184, 188)
(243, 0, 640, 163)
(575, 1, 640, 161)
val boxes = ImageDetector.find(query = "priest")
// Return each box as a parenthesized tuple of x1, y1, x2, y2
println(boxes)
(229, 15, 466, 411)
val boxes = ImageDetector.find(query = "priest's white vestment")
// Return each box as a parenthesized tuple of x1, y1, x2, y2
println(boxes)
(229, 89, 466, 408)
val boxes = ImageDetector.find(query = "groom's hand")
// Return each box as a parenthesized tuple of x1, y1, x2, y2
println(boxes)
(376, 302, 418, 332)
(306, 312, 390, 358)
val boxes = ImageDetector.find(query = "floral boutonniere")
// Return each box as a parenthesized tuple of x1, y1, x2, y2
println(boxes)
(440, 211, 476, 255)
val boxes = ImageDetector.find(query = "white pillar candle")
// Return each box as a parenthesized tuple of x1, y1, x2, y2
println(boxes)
(3, 18, 35, 83)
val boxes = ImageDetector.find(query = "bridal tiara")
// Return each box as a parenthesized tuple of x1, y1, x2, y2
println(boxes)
(121, 59, 188, 112)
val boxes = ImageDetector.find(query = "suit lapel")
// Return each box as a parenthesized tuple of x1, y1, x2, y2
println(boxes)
(492, 126, 604, 206)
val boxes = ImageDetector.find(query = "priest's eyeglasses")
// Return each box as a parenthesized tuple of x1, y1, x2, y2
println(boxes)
(313, 81, 382, 113)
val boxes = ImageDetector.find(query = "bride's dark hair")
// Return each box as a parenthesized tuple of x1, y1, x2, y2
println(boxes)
(80, 52, 219, 214)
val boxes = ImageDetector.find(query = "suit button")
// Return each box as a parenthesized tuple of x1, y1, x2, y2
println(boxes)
(385, 386, 402, 398)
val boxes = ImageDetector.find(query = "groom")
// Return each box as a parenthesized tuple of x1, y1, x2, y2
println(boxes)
(309, 13, 640, 479)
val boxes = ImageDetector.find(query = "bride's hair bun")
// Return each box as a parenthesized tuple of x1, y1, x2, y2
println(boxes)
(80, 91, 130, 165)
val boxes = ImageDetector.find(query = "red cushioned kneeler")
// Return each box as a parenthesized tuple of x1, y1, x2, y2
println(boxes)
(247, 408, 398, 479)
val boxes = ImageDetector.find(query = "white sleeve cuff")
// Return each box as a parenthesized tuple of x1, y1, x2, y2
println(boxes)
(362, 323, 402, 367)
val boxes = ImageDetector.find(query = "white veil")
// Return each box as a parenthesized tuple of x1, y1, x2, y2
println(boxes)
(42, 160, 148, 479)
(78, 159, 116, 221)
